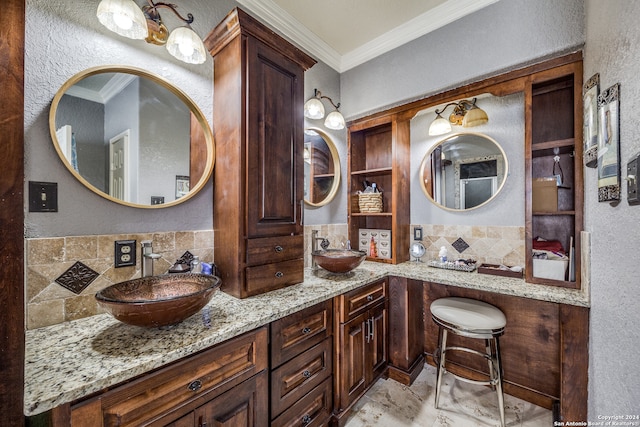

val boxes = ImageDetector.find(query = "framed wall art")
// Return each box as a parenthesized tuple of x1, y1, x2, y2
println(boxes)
(583, 73, 599, 168)
(597, 83, 620, 202)
(175, 175, 190, 199)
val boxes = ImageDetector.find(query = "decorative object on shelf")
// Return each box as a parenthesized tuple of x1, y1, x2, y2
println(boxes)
(428, 98, 489, 136)
(428, 259, 477, 272)
(304, 89, 346, 130)
(409, 241, 426, 262)
(597, 83, 621, 202)
(583, 73, 600, 168)
(97, 0, 207, 64)
(357, 192, 383, 213)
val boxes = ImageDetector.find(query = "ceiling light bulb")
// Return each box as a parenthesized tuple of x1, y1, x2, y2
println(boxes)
(97, 0, 148, 40)
(324, 110, 345, 130)
(166, 26, 206, 64)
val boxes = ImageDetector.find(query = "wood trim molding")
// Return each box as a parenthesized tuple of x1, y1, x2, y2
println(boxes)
(0, 0, 25, 425)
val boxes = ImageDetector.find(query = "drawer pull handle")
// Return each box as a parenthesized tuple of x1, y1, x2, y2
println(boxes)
(303, 370, 311, 378)
(302, 414, 312, 425)
(275, 245, 284, 253)
(188, 379, 202, 392)
(275, 271, 284, 278)
(367, 295, 374, 301)
(302, 327, 312, 334)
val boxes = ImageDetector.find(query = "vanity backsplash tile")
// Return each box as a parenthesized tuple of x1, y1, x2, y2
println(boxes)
(26, 230, 214, 329)
(414, 224, 525, 267)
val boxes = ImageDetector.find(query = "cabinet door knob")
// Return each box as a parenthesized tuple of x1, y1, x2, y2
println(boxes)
(303, 370, 311, 378)
(367, 294, 374, 301)
(275, 245, 283, 253)
(275, 271, 284, 278)
(188, 379, 202, 392)
(302, 414, 312, 425)
(302, 327, 312, 334)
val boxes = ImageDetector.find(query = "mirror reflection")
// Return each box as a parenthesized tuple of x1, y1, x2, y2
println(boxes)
(49, 66, 214, 208)
(420, 133, 508, 211)
(304, 128, 341, 207)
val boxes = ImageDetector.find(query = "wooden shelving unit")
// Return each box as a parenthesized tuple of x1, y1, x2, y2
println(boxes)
(347, 116, 410, 264)
(525, 60, 584, 289)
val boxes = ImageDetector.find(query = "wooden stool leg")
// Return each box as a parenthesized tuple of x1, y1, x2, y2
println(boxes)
(434, 328, 448, 409)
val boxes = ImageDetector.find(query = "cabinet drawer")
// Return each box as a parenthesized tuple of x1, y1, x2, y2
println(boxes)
(271, 377, 332, 427)
(100, 327, 268, 427)
(338, 279, 387, 323)
(270, 337, 332, 418)
(245, 258, 303, 296)
(246, 235, 304, 266)
(271, 300, 332, 367)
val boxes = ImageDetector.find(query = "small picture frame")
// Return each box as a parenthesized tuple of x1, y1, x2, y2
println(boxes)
(175, 175, 190, 199)
(597, 83, 621, 202)
(583, 73, 599, 168)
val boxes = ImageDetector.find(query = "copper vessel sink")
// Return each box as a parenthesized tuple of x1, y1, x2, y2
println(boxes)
(312, 249, 367, 273)
(95, 274, 221, 328)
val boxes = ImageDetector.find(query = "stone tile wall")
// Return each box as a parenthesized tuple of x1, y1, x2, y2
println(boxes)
(303, 224, 349, 267)
(414, 224, 525, 266)
(26, 230, 214, 329)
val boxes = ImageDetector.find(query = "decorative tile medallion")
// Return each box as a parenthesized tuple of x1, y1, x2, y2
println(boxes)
(452, 237, 470, 253)
(55, 261, 99, 294)
(177, 251, 195, 266)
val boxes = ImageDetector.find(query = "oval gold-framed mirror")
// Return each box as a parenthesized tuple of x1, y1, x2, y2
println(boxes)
(304, 127, 341, 207)
(419, 132, 508, 211)
(49, 66, 215, 209)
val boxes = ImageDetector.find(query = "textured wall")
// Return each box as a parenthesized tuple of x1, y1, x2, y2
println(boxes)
(411, 92, 525, 226)
(24, 0, 238, 237)
(340, 0, 585, 120)
(584, 0, 640, 417)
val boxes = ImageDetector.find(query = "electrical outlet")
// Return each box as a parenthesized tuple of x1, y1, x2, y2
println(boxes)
(115, 240, 136, 268)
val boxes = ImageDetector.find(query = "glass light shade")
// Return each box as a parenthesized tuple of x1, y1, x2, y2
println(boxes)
(166, 26, 207, 64)
(462, 107, 489, 127)
(324, 110, 346, 130)
(428, 114, 452, 136)
(97, 0, 148, 40)
(304, 98, 325, 119)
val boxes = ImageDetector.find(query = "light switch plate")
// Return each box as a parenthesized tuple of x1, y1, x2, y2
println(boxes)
(29, 181, 58, 212)
(413, 226, 423, 241)
(115, 240, 136, 268)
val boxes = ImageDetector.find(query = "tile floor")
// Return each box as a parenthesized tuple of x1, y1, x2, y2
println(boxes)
(344, 364, 552, 427)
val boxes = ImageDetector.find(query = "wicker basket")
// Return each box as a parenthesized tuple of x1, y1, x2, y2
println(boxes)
(358, 192, 383, 213)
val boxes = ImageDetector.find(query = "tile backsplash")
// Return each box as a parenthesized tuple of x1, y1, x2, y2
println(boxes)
(413, 224, 525, 267)
(26, 230, 214, 329)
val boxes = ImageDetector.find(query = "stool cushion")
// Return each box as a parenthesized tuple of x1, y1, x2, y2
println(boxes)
(431, 297, 506, 332)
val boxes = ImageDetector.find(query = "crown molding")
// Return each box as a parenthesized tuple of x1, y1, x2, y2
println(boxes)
(236, 0, 499, 73)
(65, 74, 137, 104)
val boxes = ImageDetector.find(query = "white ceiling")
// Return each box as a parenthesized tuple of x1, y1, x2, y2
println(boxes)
(236, 0, 499, 72)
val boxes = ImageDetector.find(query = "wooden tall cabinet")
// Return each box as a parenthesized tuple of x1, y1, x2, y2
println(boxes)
(525, 60, 583, 289)
(347, 116, 411, 264)
(205, 8, 316, 298)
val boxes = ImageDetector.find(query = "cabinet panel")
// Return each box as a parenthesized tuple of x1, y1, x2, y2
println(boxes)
(339, 280, 386, 322)
(271, 300, 332, 367)
(271, 378, 332, 427)
(246, 235, 304, 266)
(368, 303, 388, 382)
(270, 338, 332, 418)
(99, 328, 267, 427)
(195, 370, 268, 427)
(337, 312, 368, 410)
(245, 259, 304, 295)
(246, 36, 304, 238)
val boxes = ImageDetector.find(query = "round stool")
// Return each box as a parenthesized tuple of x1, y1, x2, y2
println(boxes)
(430, 297, 507, 427)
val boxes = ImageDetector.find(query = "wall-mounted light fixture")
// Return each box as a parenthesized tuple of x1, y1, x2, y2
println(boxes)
(97, 0, 206, 64)
(428, 98, 488, 136)
(304, 89, 346, 130)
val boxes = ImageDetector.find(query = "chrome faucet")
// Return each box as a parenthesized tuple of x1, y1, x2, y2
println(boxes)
(141, 240, 161, 277)
(311, 230, 330, 272)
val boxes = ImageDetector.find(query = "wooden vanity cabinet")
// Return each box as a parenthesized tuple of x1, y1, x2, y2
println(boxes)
(59, 328, 269, 427)
(269, 300, 333, 426)
(333, 280, 388, 425)
(525, 60, 584, 289)
(205, 7, 316, 298)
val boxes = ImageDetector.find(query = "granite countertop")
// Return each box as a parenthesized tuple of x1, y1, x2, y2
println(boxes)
(24, 261, 589, 416)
